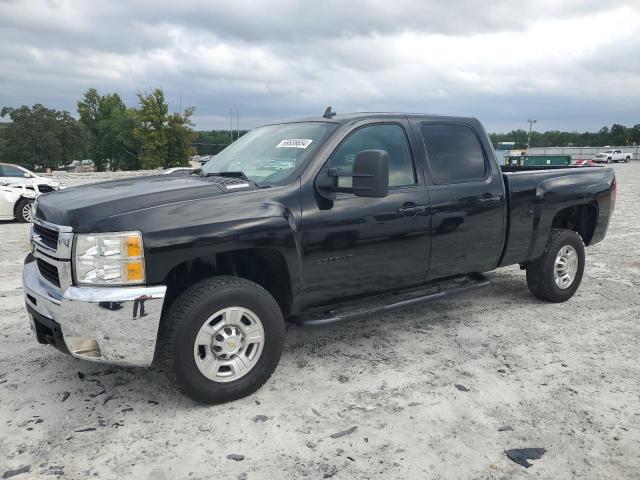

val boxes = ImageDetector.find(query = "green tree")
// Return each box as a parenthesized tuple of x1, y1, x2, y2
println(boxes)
(166, 107, 196, 167)
(192, 129, 248, 155)
(136, 88, 195, 169)
(0, 104, 85, 170)
(77, 89, 141, 171)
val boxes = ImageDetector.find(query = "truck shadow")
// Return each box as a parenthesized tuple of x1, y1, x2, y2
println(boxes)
(40, 272, 542, 410)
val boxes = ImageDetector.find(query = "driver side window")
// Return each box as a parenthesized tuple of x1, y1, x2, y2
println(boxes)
(328, 124, 416, 188)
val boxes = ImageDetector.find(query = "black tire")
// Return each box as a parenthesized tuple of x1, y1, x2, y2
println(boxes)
(158, 276, 285, 404)
(625, 156, 631, 163)
(15, 198, 34, 223)
(526, 229, 585, 303)
(606, 157, 612, 164)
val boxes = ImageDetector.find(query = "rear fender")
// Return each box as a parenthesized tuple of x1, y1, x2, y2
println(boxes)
(528, 172, 613, 259)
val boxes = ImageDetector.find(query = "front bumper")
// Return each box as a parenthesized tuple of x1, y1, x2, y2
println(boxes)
(22, 256, 166, 367)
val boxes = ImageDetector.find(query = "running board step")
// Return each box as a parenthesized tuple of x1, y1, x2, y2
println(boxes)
(295, 274, 490, 327)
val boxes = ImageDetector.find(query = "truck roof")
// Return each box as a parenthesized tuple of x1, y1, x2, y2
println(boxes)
(264, 111, 479, 126)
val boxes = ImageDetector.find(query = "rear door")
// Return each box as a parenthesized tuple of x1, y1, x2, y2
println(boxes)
(410, 121, 506, 280)
(300, 119, 431, 308)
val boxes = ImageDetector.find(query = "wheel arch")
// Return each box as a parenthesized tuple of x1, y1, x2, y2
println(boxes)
(161, 247, 296, 319)
(550, 202, 598, 245)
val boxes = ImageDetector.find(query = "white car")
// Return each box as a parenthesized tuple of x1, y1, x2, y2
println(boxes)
(0, 183, 39, 222)
(594, 149, 631, 163)
(0, 163, 65, 191)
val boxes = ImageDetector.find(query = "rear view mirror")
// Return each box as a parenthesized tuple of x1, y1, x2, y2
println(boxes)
(351, 150, 389, 198)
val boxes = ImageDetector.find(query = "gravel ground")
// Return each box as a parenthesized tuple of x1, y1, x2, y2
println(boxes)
(0, 164, 638, 479)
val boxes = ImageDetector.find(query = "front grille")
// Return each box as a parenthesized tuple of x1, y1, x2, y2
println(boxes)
(33, 223, 59, 250)
(37, 258, 60, 287)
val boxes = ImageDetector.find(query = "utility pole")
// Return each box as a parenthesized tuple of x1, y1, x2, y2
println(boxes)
(527, 119, 537, 155)
(236, 108, 240, 141)
(230, 109, 234, 141)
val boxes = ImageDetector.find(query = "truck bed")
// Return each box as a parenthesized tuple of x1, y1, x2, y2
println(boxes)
(498, 165, 615, 267)
(501, 164, 597, 173)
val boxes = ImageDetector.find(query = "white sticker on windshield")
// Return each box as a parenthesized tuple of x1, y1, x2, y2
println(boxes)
(276, 139, 313, 149)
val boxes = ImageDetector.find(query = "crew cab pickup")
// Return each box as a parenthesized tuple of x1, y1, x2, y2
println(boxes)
(594, 149, 631, 163)
(23, 111, 616, 403)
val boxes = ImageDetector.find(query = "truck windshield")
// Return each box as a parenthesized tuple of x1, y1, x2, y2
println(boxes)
(201, 122, 337, 185)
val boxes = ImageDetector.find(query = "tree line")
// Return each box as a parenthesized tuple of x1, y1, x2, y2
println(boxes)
(490, 123, 640, 149)
(0, 88, 200, 171)
(1, 94, 639, 171)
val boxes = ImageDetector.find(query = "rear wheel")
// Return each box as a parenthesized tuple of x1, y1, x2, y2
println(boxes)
(15, 198, 34, 223)
(526, 229, 585, 302)
(626, 156, 631, 163)
(158, 276, 285, 404)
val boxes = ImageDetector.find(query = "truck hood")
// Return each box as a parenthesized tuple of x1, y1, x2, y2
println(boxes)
(35, 174, 259, 230)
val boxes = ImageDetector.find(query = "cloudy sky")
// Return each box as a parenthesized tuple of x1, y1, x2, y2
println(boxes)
(0, 0, 639, 132)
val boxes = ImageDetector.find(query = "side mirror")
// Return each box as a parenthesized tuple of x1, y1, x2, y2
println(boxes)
(23, 172, 31, 178)
(351, 150, 389, 198)
(317, 149, 390, 198)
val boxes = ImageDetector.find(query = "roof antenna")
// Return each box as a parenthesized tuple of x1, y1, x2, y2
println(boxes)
(323, 106, 336, 118)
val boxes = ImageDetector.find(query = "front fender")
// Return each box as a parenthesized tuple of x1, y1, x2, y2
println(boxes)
(91, 197, 303, 304)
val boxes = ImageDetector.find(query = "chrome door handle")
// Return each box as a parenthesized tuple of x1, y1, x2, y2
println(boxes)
(397, 203, 427, 215)
(478, 196, 501, 205)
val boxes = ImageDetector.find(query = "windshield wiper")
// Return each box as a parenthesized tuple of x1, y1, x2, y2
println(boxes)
(202, 170, 268, 188)
(202, 170, 249, 181)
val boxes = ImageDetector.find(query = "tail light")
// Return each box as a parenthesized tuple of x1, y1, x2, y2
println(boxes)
(611, 176, 617, 211)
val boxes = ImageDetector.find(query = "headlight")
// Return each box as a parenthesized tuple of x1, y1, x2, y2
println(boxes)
(74, 232, 145, 285)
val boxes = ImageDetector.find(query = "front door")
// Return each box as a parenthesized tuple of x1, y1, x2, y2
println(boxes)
(300, 121, 431, 309)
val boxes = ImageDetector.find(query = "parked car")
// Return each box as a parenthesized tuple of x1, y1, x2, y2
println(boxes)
(573, 159, 597, 167)
(594, 149, 631, 163)
(0, 163, 65, 191)
(23, 111, 616, 404)
(66, 159, 96, 172)
(0, 183, 39, 222)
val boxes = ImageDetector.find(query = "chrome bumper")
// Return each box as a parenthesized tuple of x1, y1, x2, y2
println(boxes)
(22, 257, 166, 367)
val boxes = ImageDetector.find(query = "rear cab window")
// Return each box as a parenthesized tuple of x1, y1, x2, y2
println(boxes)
(420, 124, 488, 184)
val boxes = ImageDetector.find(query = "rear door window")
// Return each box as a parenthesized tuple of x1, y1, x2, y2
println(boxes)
(420, 124, 487, 183)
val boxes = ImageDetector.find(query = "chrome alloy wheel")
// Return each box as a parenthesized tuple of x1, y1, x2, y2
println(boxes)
(554, 245, 579, 289)
(193, 307, 265, 383)
(22, 202, 34, 222)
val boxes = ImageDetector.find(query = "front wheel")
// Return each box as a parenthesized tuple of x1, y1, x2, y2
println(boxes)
(526, 229, 585, 302)
(15, 198, 34, 223)
(607, 157, 612, 164)
(158, 276, 285, 404)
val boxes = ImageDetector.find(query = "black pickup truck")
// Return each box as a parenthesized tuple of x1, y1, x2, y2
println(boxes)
(23, 110, 616, 403)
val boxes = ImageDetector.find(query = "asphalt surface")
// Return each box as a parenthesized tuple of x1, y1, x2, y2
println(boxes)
(1, 164, 638, 479)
